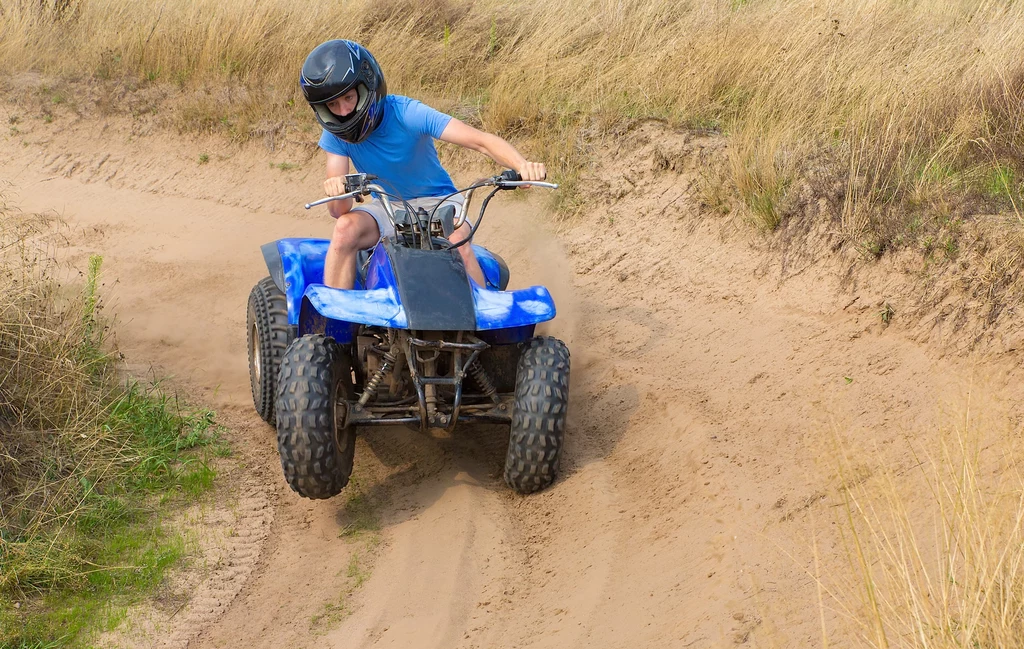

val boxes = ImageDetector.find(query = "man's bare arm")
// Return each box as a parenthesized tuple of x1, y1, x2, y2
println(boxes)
(324, 152, 354, 218)
(438, 119, 546, 181)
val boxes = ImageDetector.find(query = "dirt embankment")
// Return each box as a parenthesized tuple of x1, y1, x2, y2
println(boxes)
(3, 89, 1023, 648)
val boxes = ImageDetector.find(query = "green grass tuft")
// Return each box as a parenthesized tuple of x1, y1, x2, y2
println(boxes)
(1, 386, 222, 648)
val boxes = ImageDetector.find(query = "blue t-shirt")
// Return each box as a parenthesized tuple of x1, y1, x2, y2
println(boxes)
(318, 95, 458, 200)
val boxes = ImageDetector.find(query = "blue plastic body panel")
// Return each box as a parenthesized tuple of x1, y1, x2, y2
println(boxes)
(474, 247, 507, 290)
(470, 283, 556, 329)
(272, 238, 329, 326)
(477, 325, 537, 345)
(264, 238, 555, 345)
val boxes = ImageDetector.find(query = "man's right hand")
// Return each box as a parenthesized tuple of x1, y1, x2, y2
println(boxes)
(324, 176, 348, 197)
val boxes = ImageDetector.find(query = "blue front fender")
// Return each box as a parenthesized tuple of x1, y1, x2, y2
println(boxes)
(300, 282, 555, 343)
(471, 283, 556, 330)
(263, 238, 330, 327)
(266, 237, 556, 344)
(302, 285, 408, 330)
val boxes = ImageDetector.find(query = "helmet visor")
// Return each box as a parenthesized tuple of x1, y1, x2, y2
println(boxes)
(312, 84, 369, 130)
(313, 102, 345, 128)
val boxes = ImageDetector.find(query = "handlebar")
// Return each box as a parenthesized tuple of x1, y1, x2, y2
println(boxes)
(303, 170, 557, 251)
(303, 171, 558, 212)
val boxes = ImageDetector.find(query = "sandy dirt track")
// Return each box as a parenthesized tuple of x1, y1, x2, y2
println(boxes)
(2, 112, 1021, 648)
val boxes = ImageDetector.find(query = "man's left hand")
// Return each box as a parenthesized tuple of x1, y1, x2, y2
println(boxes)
(518, 161, 547, 183)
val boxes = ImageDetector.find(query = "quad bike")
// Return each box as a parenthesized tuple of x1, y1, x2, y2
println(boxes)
(246, 170, 570, 499)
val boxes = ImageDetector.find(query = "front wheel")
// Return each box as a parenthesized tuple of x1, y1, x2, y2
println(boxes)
(275, 335, 356, 499)
(504, 336, 570, 494)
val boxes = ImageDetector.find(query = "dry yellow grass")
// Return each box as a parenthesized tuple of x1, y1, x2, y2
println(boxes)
(0, 211, 109, 436)
(0, 207, 116, 556)
(826, 400, 1024, 648)
(3, 0, 1024, 241)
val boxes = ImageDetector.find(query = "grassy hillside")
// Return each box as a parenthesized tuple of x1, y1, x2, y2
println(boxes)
(3, 0, 1024, 244)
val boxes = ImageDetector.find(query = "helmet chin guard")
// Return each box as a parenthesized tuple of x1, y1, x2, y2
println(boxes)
(300, 40, 387, 143)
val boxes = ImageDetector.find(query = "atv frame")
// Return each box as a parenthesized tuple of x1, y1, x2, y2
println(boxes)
(247, 171, 570, 499)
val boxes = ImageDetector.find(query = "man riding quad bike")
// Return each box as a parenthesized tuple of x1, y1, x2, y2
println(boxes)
(245, 40, 570, 497)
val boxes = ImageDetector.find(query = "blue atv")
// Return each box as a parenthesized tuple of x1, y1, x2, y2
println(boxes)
(246, 171, 570, 498)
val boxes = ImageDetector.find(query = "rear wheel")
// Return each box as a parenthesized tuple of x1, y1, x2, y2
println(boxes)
(504, 336, 570, 494)
(247, 276, 292, 423)
(276, 335, 356, 499)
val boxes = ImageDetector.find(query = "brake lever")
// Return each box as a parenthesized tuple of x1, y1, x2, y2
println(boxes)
(497, 180, 559, 190)
(304, 191, 360, 210)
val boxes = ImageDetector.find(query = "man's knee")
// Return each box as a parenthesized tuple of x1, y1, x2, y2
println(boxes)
(331, 213, 369, 252)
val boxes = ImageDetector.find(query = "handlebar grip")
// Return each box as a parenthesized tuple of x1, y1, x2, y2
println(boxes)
(500, 169, 522, 182)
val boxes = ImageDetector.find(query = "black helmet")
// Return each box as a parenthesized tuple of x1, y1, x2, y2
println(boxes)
(300, 40, 387, 143)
